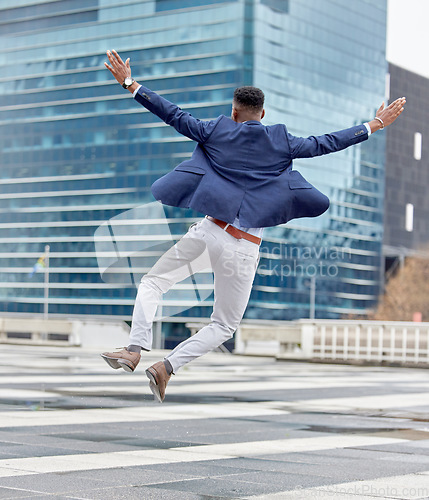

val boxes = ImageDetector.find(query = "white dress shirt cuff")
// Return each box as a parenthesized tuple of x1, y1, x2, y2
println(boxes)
(364, 122, 371, 136)
(132, 85, 142, 98)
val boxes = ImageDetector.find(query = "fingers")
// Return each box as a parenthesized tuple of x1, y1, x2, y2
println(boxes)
(388, 97, 406, 110)
(382, 97, 405, 113)
(106, 51, 117, 72)
(390, 97, 406, 117)
(377, 97, 406, 127)
(106, 50, 123, 68)
(112, 49, 125, 65)
(104, 62, 114, 74)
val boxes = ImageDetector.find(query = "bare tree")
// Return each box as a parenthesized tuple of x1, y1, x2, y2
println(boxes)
(371, 248, 429, 321)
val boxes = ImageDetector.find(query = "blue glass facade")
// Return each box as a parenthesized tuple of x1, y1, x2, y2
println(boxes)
(249, 0, 387, 319)
(0, 0, 387, 330)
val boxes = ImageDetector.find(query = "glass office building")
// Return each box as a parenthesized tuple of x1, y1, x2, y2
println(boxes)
(249, 0, 387, 320)
(0, 0, 387, 340)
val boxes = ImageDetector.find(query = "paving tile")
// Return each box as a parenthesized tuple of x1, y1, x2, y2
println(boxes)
(290, 447, 429, 464)
(3, 465, 214, 498)
(218, 469, 336, 490)
(73, 485, 204, 499)
(188, 455, 429, 481)
(0, 469, 37, 480)
(146, 476, 281, 497)
(247, 490, 392, 500)
(0, 445, 93, 460)
(142, 458, 262, 478)
(1, 346, 429, 499)
(60, 465, 205, 487)
(0, 487, 46, 499)
(0, 473, 112, 495)
(316, 473, 429, 499)
(356, 441, 429, 456)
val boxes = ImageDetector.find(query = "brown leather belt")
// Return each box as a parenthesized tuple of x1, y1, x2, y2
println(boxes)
(206, 216, 261, 245)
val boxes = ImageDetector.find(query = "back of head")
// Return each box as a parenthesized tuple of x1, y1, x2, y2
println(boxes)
(233, 86, 265, 113)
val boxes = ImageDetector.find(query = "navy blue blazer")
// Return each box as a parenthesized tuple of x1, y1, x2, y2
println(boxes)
(135, 86, 369, 228)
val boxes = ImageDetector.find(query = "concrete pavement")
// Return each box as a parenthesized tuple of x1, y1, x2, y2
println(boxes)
(0, 344, 429, 499)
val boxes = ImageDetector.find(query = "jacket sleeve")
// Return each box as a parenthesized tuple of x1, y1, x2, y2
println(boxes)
(134, 85, 218, 143)
(286, 124, 369, 159)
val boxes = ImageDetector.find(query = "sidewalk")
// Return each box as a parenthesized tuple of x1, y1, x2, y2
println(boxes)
(1, 344, 429, 499)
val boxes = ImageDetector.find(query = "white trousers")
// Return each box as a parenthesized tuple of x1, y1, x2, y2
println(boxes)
(128, 217, 260, 373)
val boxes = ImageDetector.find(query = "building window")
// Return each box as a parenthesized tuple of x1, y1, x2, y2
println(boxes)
(156, 0, 236, 12)
(261, 0, 289, 12)
(405, 203, 414, 232)
(414, 132, 422, 160)
(0, 0, 99, 36)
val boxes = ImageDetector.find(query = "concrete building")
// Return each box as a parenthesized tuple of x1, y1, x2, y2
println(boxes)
(384, 63, 429, 274)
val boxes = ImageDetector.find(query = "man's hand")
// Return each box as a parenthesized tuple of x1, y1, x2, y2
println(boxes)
(369, 97, 406, 133)
(104, 50, 139, 93)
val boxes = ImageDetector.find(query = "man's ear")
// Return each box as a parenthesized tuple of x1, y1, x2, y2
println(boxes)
(261, 108, 265, 120)
(231, 106, 239, 122)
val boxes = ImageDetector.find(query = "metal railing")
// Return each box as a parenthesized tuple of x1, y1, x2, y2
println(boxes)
(238, 320, 429, 365)
(306, 320, 429, 364)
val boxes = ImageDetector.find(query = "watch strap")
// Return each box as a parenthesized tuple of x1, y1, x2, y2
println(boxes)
(122, 77, 135, 89)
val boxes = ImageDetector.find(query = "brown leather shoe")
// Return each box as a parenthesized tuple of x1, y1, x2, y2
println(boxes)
(145, 361, 171, 403)
(100, 348, 141, 372)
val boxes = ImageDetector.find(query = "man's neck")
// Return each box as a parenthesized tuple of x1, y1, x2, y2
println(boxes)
(237, 115, 261, 123)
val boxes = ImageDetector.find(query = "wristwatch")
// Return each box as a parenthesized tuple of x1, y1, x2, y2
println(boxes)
(122, 76, 135, 89)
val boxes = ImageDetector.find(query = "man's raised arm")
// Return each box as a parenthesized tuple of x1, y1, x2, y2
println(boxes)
(287, 97, 406, 159)
(104, 50, 216, 144)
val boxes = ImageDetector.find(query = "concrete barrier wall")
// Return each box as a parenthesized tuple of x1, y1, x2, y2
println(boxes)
(0, 317, 130, 349)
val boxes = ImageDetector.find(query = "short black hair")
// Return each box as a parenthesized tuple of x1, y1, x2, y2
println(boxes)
(233, 86, 265, 111)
